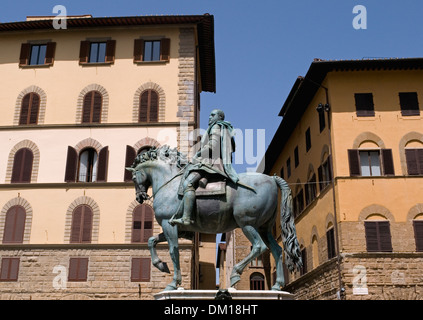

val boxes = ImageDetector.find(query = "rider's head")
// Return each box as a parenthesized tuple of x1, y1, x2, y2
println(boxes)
(209, 109, 225, 125)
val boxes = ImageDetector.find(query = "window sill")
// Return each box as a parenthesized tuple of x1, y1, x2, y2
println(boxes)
(79, 62, 114, 67)
(19, 64, 53, 69)
(134, 60, 169, 65)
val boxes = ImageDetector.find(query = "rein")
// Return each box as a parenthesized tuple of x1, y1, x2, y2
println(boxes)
(142, 168, 185, 201)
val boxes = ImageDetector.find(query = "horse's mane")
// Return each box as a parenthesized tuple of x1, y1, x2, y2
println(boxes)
(131, 145, 188, 169)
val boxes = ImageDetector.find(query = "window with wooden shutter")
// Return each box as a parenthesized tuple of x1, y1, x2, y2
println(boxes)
(19, 42, 56, 67)
(133, 38, 170, 63)
(399, 92, 420, 116)
(131, 257, 151, 282)
(305, 128, 311, 152)
(96, 146, 109, 182)
(348, 149, 394, 177)
(355, 93, 375, 117)
(0, 258, 20, 282)
(124, 146, 137, 181)
(82, 91, 102, 123)
(405, 149, 423, 175)
(381, 149, 395, 176)
(132, 204, 154, 243)
(70, 205, 93, 243)
(19, 43, 31, 66)
(318, 155, 332, 192)
(65, 146, 78, 182)
(11, 148, 33, 183)
(413, 220, 423, 252)
(364, 221, 392, 252)
(77, 148, 98, 182)
(2, 206, 26, 244)
(305, 174, 317, 206)
(79, 40, 115, 64)
(19, 92, 40, 125)
(68, 257, 89, 282)
(139, 90, 159, 123)
(326, 228, 336, 259)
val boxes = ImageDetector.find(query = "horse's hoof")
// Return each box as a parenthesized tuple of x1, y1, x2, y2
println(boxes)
(157, 262, 170, 274)
(164, 284, 178, 291)
(271, 284, 282, 291)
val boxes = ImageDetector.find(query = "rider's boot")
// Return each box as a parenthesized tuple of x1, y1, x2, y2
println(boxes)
(171, 186, 195, 226)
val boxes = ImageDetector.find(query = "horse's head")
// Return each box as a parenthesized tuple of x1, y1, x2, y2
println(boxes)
(126, 166, 151, 204)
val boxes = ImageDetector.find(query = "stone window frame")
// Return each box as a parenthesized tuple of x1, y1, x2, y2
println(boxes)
(132, 82, 165, 123)
(5, 140, 40, 183)
(64, 196, 100, 244)
(0, 197, 33, 244)
(76, 84, 109, 124)
(13, 86, 47, 126)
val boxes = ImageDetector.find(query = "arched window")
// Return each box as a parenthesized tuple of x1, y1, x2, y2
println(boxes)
(78, 148, 98, 182)
(19, 92, 40, 125)
(82, 91, 102, 123)
(70, 205, 93, 243)
(249, 272, 265, 290)
(11, 148, 33, 183)
(2, 206, 26, 244)
(413, 214, 423, 252)
(405, 141, 423, 176)
(364, 215, 392, 252)
(139, 90, 158, 123)
(131, 204, 153, 243)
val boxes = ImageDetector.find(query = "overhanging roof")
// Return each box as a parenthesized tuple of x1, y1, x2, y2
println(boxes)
(261, 57, 423, 174)
(0, 14, 216, 92)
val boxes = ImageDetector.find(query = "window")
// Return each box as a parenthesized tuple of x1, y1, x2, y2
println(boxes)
(19, 93, 40, 125)
(70, 205, 93, 243)
(132, 205, 154, 243)
(286, 158, 291, 178)
(293, 188, 304, 218)
(318, 156, 332, 191)
(250, 246, 263, 267)
(11, 148, 33, 183)
(413, 220, 423, 252)
(78, 148, 98, 182)
(82, 91, 102, 123)
(355, 93, 375, 117)
(139, 90, 159, 123)
(364, 221, 392, 252)
(0, 258, 20, 282)
(68, 258, 89, 282)
(19, 42, 56, 67)
(405, 149, 423, 175)
(318, 107, 326, 132)
(131, 257, 151, 282)
(300, 248, 307, 275)
(280, 167, 284, 180)
(305, 128, 311, 152)
(2, 206, 26, 244)
(326, 228, 336, 259)
(79, 40, 115, 64)
(133, 38, 170, 63)
(305, 174, 317, 206)
(294, 146, 299, 168)
(250, 273, 265, 290)
(348, 149, 394, 176)
(399, 92, 420, 116)
(65, 146, 109, 183)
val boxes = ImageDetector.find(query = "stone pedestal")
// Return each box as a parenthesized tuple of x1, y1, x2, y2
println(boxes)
(154, 287, 294, 300)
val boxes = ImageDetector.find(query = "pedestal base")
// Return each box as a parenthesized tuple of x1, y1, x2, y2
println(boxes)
(154, 287, 294, 300)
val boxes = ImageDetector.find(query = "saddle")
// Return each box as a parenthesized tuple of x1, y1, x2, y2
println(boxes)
(177, 175, 226, 197)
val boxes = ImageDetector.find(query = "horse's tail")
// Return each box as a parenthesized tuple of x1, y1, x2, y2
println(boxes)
(274, 175, 303, 272)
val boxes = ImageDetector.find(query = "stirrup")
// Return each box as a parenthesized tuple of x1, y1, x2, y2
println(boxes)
(171, 217, 193, 226)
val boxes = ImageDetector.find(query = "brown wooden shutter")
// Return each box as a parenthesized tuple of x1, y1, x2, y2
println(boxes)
(399, 92, 420, 116)
(19, 43, 31, 66)
(70, 206, 82, 243)
(124, 145, 137, 181)
(11, 148, 33, 183)
(160, 38, 170, 61)
(70, 205, 93, 243)
(149, 90, 158, 122)
(19, 93, 40, 125)
(132, 206, 142, 243)
(131, 257, 151, 282)
(348, 149, 361, 176)
(382, 149, 395, 176)
(326, 228, 336, 259)
(45, 42, 56, 65)
(142, 205, 154, 242)
(105, 40, 116, 63)
(68, 258, 89, 281)
(65, 146, 78, 182)
(96, 146, 109, 182)
(365, 221, 392, 252)
(19, 94, 30, 125)
(355, 93, 375, 117)
(79, 41, 90, 64)
(405, 149, 423, 175)
(3, 206, 26, 244)
(92, 91, 102, 123)
(82, 92, 92, 123)
(139, 91, 149, 122)
(0, 258, 20, 281)
(413, 220, 423, 252)
(133, 39, 144, 62)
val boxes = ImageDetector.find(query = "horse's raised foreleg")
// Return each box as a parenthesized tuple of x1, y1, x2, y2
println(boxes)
(148, 233, 170, 273)
(230, 225, 268, 287)
(161, 220, 181, 291)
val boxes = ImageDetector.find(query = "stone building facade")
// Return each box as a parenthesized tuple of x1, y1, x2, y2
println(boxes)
(0, 14, 215, 299)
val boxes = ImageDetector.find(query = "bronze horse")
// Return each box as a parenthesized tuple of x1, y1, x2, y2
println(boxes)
(127, 146, 302, 291)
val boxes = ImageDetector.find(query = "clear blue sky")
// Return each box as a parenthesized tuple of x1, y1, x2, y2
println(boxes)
(2, 0, 422, 173)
